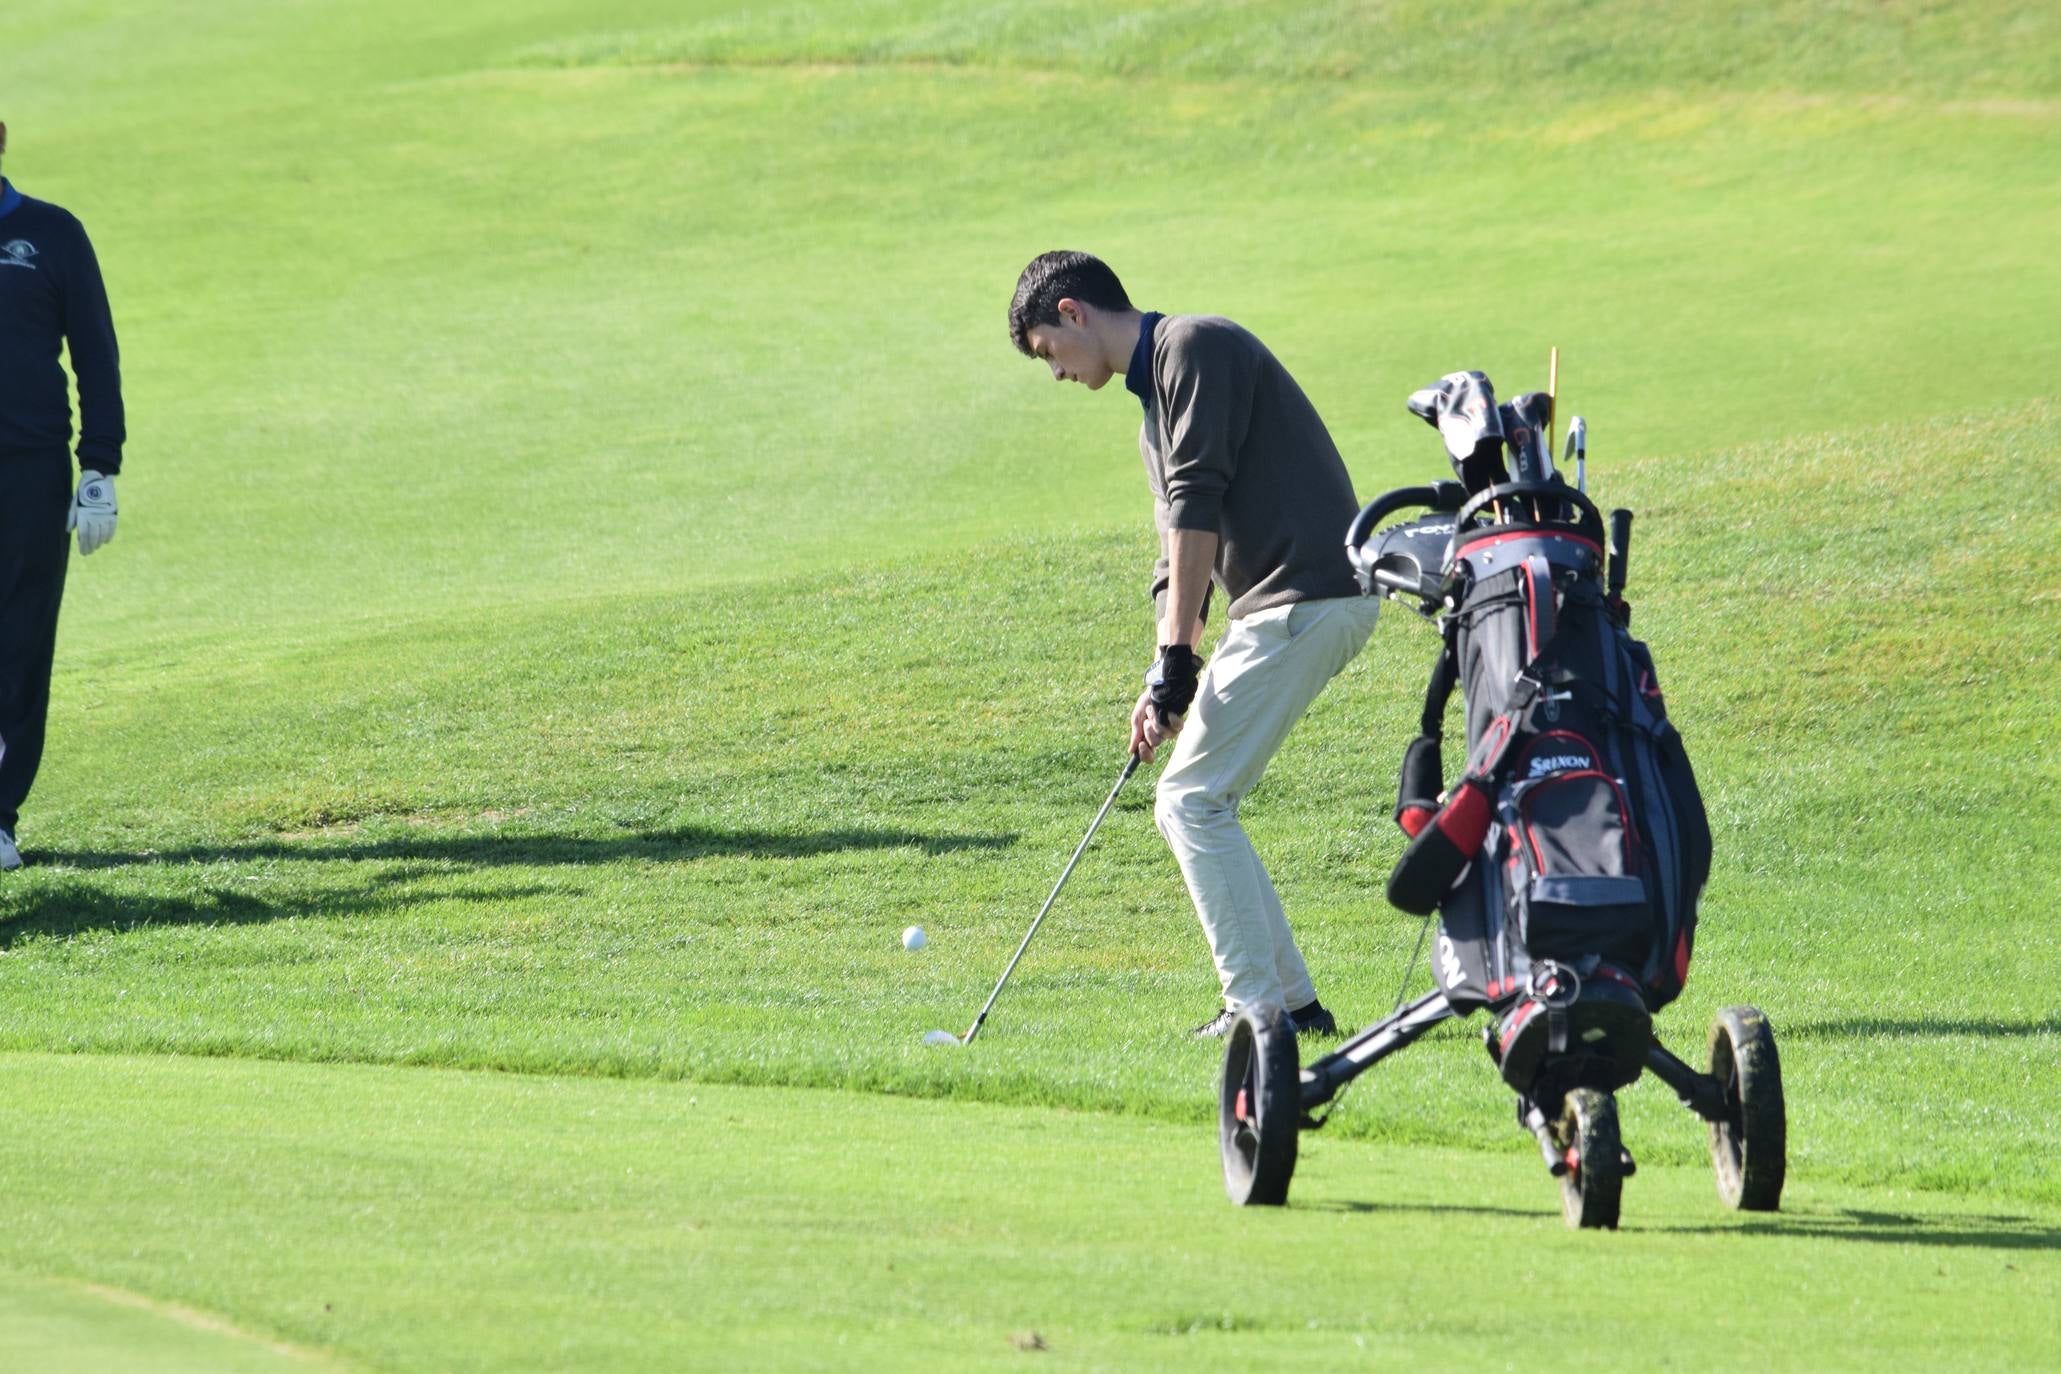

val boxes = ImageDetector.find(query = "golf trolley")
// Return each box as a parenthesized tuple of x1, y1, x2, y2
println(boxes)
(1217, 369, 1786, 1229)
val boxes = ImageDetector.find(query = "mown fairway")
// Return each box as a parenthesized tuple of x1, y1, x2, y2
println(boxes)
(3, 2, 2058, 1369)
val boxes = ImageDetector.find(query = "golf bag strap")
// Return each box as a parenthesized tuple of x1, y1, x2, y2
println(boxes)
(1419, 626, 1459, 740)
(1521, 554, 1557, 661)
(1395, 627, 1460, 840)
(1463, 712, 1512, 780)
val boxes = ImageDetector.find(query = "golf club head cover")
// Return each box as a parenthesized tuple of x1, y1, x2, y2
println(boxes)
(1386, 775, 1494, 916)
(1394, 734, 1445, 838)
(1407, 371, 1508, 492)
(1145, 644, 1203, 724)
(1502, 391, 1556, 484)
(1508, 389, 1549, 486)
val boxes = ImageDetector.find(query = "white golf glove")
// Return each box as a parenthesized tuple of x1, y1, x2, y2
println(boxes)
(67, 470, 117, 556)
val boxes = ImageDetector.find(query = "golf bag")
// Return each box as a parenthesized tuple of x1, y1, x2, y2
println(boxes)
(1367, 373, 1711, 1097)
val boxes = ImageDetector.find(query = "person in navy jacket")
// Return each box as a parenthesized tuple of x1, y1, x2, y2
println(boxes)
(0, 119, 125, 871)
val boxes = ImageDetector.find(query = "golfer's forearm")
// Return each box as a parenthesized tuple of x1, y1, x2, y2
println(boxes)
(1160, 528, 1218, 648)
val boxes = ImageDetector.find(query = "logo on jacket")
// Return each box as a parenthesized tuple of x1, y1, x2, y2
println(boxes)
(0, 239, 36, 269)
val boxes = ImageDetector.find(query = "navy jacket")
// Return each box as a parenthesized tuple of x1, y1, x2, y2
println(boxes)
(0, 180, 125, 473)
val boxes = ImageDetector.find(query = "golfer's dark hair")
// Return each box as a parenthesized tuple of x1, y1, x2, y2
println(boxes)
(1009, 251, 1132, 356)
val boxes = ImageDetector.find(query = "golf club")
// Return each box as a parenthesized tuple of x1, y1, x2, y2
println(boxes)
(931, 751, 1142, 1047)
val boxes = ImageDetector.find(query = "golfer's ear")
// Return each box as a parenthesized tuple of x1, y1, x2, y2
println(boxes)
(1056, 297, 1084, 327)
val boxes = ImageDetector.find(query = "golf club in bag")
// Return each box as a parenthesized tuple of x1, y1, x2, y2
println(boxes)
(1217, 363, 1787, 1228)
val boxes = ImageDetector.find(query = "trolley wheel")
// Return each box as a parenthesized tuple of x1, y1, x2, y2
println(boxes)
(1708, 1005, 1786, 1211)
(1218, 1004, 1300, 1206)
(1554, 1088, 1624, 1230)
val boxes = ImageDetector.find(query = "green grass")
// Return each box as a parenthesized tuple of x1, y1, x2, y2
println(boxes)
(512, 0, 2061, 97)
(1, 0, 2058, 1368)
(10, 4, 2059, 647)
(0, 1272, 331, 1374)
(1, 1055, 2055, 1373)
(5, 409, 2055, 1201)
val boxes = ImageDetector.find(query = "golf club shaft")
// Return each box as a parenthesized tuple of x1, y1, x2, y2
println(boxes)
(963, 752, 1142, 1043)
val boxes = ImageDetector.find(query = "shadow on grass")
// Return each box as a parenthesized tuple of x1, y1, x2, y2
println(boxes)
(27, 824, 1020, 872)
(1308, 1200, 2061, 1250)
(1644, 1208, 2061, 1252)
(0, 879, 560, 949)
(1788, 1016, 2061, 1039)
(1, 825, 1017, 947)
(1304, 1199, 1544, 1220)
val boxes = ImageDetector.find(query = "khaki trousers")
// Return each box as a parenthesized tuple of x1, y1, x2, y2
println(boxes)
(1155, 595, 1382, 1011)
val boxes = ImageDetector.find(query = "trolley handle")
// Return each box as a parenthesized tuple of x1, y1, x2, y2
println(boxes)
(1344, 481, 1468, 563)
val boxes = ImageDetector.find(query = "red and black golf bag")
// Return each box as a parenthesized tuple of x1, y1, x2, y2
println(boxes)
(1355, 372, 1711, 1098)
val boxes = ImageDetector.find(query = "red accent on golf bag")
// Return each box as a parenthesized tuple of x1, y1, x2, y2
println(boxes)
(1386, 702, 1520, 915)
(1394, 733, 1444, 839)
(1497, 998, 1542, 1057)
(1386, 777, 1493, 916)
(1438, 780, 1492, 846)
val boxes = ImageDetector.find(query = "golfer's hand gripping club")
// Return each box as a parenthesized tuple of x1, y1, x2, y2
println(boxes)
(960, 751, 1141, 1045)
(67, 471, 118, 556)
(1146, 644, 1202, 723)
(1132, 644, 1201, 760)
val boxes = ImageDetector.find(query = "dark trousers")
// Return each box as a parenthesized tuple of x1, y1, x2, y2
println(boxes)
(0, 450, 72, 834)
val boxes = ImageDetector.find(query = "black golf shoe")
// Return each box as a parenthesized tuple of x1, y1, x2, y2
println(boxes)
(1192, 1001, 1340, 1040)
(1288, 1000, 1338, 1037)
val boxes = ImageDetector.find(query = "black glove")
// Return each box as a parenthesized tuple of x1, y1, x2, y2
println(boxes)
(1144, 644, 1203, 724)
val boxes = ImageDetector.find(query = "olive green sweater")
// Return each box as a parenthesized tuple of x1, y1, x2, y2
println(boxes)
(1137, 314, 1362, 623)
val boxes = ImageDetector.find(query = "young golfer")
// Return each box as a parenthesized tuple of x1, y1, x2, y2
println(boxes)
(1008, 250, 1378, 1037)
(0, 119, 125, 871)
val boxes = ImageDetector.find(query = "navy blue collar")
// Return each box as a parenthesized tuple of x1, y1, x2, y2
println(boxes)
(0, 180, 21, 221)
(1123, 311, 1164, 411)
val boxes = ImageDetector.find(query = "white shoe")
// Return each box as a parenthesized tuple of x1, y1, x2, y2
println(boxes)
(0, 828, 21, 871)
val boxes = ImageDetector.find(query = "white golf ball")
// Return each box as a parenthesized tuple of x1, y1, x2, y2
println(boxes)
(901, 925, 927, 951)
(923, 1029, 960, 1047)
